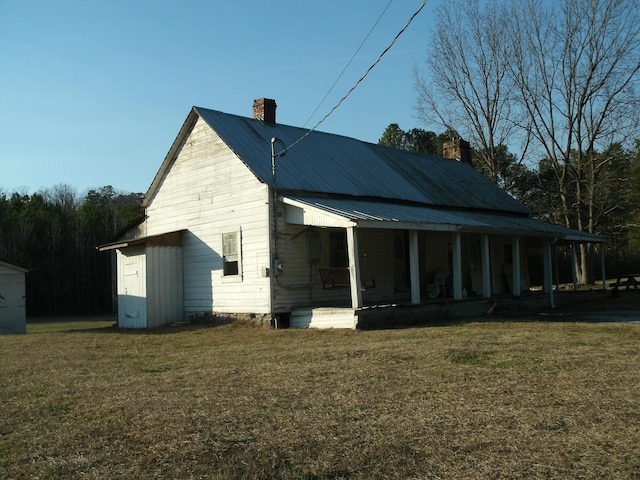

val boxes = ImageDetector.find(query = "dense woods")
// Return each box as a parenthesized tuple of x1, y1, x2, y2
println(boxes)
(0, 185, 143, 316)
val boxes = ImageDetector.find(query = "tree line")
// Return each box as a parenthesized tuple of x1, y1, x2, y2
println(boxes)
(0, 185, 143, 316)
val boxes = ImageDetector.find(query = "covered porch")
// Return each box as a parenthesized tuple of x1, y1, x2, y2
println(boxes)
(289, 289, 610, 329)
(280, 196, 607, 329)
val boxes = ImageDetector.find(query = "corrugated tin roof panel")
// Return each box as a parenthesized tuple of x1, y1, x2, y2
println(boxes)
(284, 196, 606, 242)
(195, 107, 529, 215)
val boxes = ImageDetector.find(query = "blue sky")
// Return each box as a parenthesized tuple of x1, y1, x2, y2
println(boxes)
(0, 0, 438, 195)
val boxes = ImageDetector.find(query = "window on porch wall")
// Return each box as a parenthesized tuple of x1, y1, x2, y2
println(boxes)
(393, 230, 410, 289)
(504, 244, 513, 263)
(329, 230, 348, 268)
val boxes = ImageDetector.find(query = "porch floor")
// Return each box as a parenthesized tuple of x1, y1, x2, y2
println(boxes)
(357, 289, 610, 329)
(290, 289, 610, 329)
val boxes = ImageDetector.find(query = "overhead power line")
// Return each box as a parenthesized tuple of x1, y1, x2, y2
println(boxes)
(303, 0, 394, 128)
(278, 0, 429, 156)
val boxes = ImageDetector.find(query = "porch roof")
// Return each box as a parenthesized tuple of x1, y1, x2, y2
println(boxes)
(282, 196, 606, 243)
(0, 260, 29, 273)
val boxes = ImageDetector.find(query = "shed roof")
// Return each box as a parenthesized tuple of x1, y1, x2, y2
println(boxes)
(97, 230, 186, 252)
(0, 260, 29, 273)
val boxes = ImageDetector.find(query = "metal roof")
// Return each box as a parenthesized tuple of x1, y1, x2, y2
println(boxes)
(283, 196, 606, 243)
(194, 107, 530, 215)
(142, 106, 605, 244)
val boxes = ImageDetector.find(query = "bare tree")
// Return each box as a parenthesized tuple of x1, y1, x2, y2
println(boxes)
(506, 0, 640, 282)
(416, 0, 640, 284)
(413, 0, 527, 187)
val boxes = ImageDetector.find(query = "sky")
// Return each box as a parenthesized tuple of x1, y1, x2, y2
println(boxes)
(0, 0, 440, 196)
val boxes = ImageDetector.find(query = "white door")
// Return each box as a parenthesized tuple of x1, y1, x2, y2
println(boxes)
(118, 253, 146, 328)
(0, 273, 26, 334)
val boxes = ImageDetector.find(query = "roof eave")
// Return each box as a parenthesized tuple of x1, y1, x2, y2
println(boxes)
(282, 195, 608, 243)
(142, 108, 201, 208)
(0, 260, 29, 273)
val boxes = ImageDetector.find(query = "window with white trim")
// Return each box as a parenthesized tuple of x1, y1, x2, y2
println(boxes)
(222, 231, 241, 276)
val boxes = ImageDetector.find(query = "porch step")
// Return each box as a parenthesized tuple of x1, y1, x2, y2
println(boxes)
(290, 307, 357, 329)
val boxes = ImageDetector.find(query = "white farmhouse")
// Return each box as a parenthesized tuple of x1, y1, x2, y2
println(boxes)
(100, 99, 606, 329)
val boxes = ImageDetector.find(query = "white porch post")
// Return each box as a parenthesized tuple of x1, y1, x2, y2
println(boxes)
(346, 226, 363, 309)
(570, 242, 578, 291)
(600, 243, 607, 290)
(543, 239, 555, 308)
(512, 237, 521, 297)
(481, 234, 491, 298)
(452, 232, 463, 300)
(409, 230, 421, 304)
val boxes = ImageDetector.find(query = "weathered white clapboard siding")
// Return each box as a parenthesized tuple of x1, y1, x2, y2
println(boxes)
(145, 245, 183, 328)
(0, 262, 27, 334)
(357, 229, 396, 299)
(490, 237, 508, 294)
(273, 225, 398, 310)
(117, 245, 184, 328)
(290, 307, 357, 329)
(145, 117, 271, 316)
(421, 232, 530, 296)
(422, 232, 451, 276)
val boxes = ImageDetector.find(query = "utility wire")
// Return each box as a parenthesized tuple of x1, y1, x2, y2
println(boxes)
(303, 0, 393, 128)
(277, 0, 429, 156)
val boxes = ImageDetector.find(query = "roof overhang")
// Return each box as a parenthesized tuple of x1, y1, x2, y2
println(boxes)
(282, 196, 607, 243)
(97, 229, 187, 252)
(142, 108, 201, 208)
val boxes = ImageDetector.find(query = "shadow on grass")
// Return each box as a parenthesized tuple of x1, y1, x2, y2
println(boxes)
(368, 290, 640, 330)
(475, 289, 640, 324)
(26, 316, 217, 335)
(26, 291, 639, 334)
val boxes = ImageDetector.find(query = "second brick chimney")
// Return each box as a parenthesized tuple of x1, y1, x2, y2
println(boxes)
(442, 137, 473, 165)
(252, 98, 277, 124)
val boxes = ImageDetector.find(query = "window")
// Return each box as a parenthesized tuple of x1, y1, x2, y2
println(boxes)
(329, 230, 348, 267)
(504, 244, 513, 263)
(222, 231, 240, 276)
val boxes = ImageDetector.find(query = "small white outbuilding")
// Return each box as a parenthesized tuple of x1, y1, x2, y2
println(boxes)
(0, 260, 28, 334)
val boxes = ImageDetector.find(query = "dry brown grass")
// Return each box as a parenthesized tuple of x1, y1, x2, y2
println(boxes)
(1, 295, 639, 479)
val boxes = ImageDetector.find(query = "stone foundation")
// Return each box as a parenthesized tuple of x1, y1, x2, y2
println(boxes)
(188, 311, 275, 327)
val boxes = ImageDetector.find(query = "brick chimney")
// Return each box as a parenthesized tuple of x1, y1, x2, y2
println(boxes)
(442, 137, 473, 165)
(252, 98, 277, 124)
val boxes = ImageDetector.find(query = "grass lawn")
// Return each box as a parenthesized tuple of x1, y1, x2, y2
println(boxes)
(1, 294, 639, 479)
